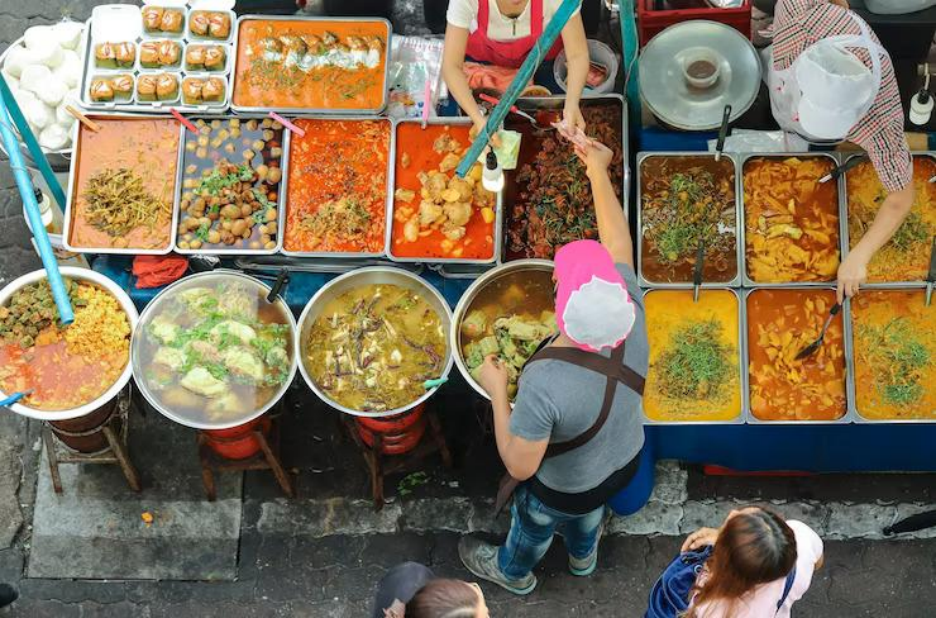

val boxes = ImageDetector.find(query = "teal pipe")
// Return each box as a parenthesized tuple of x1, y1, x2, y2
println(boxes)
(0, 89, 74, 324)
(455, 0, 583, 178)
(620, 0, 641, 133)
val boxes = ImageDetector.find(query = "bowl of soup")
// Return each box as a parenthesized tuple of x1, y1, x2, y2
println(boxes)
(131, 271, 298, 430)
(297, 267, 453, 417)
(0, 267, 138, 421)
(452, 260, 556, 401)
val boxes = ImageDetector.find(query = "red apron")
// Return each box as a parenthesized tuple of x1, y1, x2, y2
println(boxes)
(465, 0, 564, 69)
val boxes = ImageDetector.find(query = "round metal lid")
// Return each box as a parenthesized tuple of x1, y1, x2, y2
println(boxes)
(640, 20, 762, 131)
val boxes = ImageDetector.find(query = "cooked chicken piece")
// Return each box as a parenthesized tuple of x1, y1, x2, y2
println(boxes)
(439, 153, 460, 173)
(449, 177, 473, 202)
(403, 216, 420, 242)
(443, 202, 472, 227)
(416, 170, 428, 185)
(433, 133, 457, 154)
(419, 200, 444, 226)
(346, 36, 366, 51)
(402, 152, 411, 169)
(425, 173, 448, 201)
(475, 183, 496, 205)
(442, 224, 467, 241)
(441, 188, 461, 203)
(395, 188, 416, 203)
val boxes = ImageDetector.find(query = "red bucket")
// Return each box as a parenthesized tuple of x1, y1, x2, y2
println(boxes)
(202, 416, 272, 460)
(356, 404, 426, 455)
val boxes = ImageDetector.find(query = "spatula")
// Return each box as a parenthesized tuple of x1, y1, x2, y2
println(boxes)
(795, 302, 842, 361)
(925, 236, 936, 307)
(819, 154, 867, 184)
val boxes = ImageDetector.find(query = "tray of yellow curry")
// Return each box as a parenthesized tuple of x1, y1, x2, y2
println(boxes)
(644, 289, 743, 423)
(741, 154, 842, 286)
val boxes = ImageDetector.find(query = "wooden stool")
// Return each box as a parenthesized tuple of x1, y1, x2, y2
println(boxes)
(42, 387, 141, 494)
(342, 407, 453, 511)
(197, 414, 294, 501)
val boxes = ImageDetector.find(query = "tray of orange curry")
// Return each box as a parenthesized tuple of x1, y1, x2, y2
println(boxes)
(387, 119, 502, 265)
(231, 16, 391, 114)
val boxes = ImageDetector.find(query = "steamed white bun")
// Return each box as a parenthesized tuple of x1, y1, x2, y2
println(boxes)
(20, 64, 52, 94)
(22, 98, 53, 130)
(56, 99, 77, 129)
(51, 21, 84, 51)
(3, 45, 34, 79)
(51, 51, 81, 89)
(39, 124, 69, 150)
(36, 79, 66, 106)
(24, 26, 53, 50)
(29, 40, 63, 69)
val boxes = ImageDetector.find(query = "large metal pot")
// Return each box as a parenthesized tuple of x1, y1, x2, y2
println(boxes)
(450, 259, 554, 401)
(296, 266, 454, 418)
(0, 266, 139, 421)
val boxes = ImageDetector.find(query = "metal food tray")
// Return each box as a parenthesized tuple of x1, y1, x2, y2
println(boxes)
(840, 151, 934, 290)
(641, 287, 746, 426)
(846, 287, 934, 423)
(63, 114, 183, 256)
(234, 255, 421, 276)
(78, 6, 235, 114)
(430, 262, 502, 279)
(636, 152, 743, 289)
(741, 287, 854, 425)
(173, 116, 290, 256)
(230, 15, 392, 115)
(386, 117, 504, 266)
(739, 152, 845, 289)
(278, 116, 393, 259)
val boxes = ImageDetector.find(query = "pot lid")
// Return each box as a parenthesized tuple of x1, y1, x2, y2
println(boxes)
(131, 270, 297, 430)
(640, 20, 762, 131)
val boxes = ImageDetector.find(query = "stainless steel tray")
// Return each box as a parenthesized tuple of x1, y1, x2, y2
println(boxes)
(741, 287, 854, 425)
(430, 262, 501, 279)
(739, 152, 844, 288)
(230, 15, 392, 115)
(278, 116, 392, 259)
(234, 255, 421, 275)
(846, 287, 935, 423)
(386, 117, 504, 266)
(173, 116, 290, 256)
(641, 287, 746, 426)
(63, 114, 182, 256)
(78, 7, 235, 115)
(840, 151, 935, 289)
(636, 151, 743, 289)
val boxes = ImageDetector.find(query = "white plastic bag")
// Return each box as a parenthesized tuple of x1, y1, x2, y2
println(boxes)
(707, 129, 810, 153)
(866, 0, 936, 14)
(387, 36, 446, 120)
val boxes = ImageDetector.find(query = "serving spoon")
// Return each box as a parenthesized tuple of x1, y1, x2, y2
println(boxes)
(0, 390, 33, 408)
(795, 302, 842, 361)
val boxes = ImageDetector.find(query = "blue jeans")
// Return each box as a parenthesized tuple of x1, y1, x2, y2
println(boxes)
(497, 484, 605, 580)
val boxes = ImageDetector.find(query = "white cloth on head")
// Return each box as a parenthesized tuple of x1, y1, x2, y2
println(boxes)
(560, 276, 635, 352)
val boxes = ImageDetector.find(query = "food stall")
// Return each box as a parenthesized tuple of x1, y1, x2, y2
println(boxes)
(1, 1, 934, 510)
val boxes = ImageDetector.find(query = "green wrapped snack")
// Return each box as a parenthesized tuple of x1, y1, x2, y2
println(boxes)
(492, 130, 522, 171)
(477, 335, 501, 357)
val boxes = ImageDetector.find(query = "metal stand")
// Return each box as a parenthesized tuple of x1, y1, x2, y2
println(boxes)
(341, 408, 453, 511)
(42, 388, 141, 494)
(197, 415, 294, 502)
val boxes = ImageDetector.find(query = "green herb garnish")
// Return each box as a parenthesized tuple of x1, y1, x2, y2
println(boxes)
(859, 317, 930, 406)
(656, 320, 734, 401)
(889, 212, 929, 253)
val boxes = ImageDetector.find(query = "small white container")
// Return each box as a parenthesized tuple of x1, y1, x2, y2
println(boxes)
(681, 47, 721, 90)
(554, 39, 619, 95)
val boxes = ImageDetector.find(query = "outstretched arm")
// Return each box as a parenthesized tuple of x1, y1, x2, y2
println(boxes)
(575, 140, 633, 267)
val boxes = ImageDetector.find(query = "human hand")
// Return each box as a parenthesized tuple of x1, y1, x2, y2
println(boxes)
(563, 102, 586, 133)
(470, 118, 501, 148)
(837, 251, 867, 303)
(681, 527, 720, 553)
(478, 354, 509, 398)
(830, 0, 849, 8)
(574, 140, 614, 178)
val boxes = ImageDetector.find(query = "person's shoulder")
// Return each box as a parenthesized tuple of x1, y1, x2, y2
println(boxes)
(446, 0, 478, 27)
(787, 520, 824, 559)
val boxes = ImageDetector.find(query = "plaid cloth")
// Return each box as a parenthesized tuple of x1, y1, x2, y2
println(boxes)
(769, 0, 912, 191)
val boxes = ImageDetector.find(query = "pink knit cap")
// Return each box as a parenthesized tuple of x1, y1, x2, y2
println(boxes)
(554, 240, 636, 353)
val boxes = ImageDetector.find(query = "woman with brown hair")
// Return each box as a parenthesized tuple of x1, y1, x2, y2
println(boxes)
(680, 507, 824, 618)
(373, 562, 490, 618)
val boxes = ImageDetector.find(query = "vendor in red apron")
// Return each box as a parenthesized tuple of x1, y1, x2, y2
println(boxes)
(442, 0, 591, 143)
(458, 140, 651, 595)
(767, 0, 914, 302)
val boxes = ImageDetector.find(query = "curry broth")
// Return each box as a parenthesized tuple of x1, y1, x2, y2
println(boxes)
(743, 157, 840, 283)
(69, 117, 180, 251)
(644, 290, 741, 422)
(746, 289, 846, 421)
(852, 290, 935, 420)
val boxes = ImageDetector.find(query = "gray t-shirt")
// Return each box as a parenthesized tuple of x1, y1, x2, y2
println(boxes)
(509, 263, 648, 495)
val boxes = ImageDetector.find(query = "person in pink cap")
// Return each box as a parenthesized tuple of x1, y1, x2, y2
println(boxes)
(459, 139, 651, 595)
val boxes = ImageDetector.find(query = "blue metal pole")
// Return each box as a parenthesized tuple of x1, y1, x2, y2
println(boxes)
(455, 0, 582, 178)
(0, 97, 74, 325)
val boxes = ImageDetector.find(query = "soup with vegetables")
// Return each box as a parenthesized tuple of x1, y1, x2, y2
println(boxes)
(644, 290, 741, 422)
(852, 290, 935, 420)
(305, 284, 447, 412)
(136, 279, 293, 424)
(460, 268, 557, 400)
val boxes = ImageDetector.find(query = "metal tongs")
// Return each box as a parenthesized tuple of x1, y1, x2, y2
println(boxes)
(925, 236, 936, 307)
(819, 154, 868, 184)
(478, 93, 555, 133)
(795, 302, 842, 361)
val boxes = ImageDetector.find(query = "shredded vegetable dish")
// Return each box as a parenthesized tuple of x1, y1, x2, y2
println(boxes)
(744, 157, 840, 283)
(391, 124, 497, 261)
(69, 117, 179, 251)
(640, 156, 737, 283)
(852, 290, 934, 420)
(234, 19, 388, 111)
(644, 290, 741, 422)
(507, 105, 624, 259)
(0, 279, 130, 411)
(285, 118, 390, 254)
(846, 156, 936, 282)
(747, 289, 846, 421)
(305, 284, 447, 412)
(459, 268, 557, 400)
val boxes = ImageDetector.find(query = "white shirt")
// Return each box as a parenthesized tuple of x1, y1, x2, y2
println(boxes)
(690, 520, 824, 618)
(446, 0, 579, 41)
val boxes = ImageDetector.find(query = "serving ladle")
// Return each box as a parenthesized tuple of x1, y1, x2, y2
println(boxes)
(795, 302, 842, 361)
